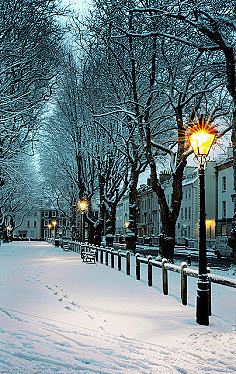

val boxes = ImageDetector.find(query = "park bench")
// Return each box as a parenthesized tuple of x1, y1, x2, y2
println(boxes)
(82, 249, 96, 263)
(62, 241, 70, 251)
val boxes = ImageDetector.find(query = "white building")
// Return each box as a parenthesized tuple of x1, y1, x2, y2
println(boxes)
(215, 147, 234, 237)
(116, 193, 129, 235)
(14, 209, 42, 240)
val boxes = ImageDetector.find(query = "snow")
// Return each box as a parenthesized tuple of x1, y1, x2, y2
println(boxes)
(0, 241, 235, 373)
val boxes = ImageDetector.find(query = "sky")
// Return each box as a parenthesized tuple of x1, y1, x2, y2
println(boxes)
(0, 241, 235, 373)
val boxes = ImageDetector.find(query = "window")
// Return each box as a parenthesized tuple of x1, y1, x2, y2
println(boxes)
(222, 176, 226, 192)
(44, 211, 49, 217)
(189, 189, 191, 199)
(52, 211, 56, 217)
(185, 207, 187, 220)
(44, 220, 49, 226)
(27, 221, 30, 228)
(181, 208, 183, 220)
(188, 207, 191, 220)
(34, 221, 37, 228)
(222, 201, 226, 218)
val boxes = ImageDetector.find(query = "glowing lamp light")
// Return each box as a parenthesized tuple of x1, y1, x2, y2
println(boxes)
(79, 201, 87, 212)
(125, 222, 130, 228)
(189, 131, 215, 157)
(52, 220, 57, 227)
(48, 223, 52, 229)
(7, 226, 11, 231)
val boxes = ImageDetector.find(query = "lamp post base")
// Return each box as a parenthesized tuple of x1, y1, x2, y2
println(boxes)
(196, 274, 209, 325)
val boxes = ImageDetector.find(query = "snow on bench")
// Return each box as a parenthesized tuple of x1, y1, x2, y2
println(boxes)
(82, 249, 96, 263)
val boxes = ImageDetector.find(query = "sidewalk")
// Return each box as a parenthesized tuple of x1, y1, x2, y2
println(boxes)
(0, 241, 235, 373)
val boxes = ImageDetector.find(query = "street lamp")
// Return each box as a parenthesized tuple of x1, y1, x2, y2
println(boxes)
(7, 226, 11, 242)
(48, 223, 52, 240)
(78, 200, 87, 242)
(206, 219, 213, 239)
(125, 221, 130, 229)
(188, 116, 217, 325)
(52, 220, 57, 241)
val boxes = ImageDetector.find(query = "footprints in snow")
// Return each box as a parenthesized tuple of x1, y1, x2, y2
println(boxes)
(45, 284, 80, 311)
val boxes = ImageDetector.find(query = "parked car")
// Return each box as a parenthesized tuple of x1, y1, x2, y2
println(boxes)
(214, 236, 233, 258)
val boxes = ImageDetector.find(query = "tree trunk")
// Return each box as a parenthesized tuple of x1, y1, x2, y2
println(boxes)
(105, 204, 116, 247)
(127, 172, 138, 253)
(159, 219, 176, 261)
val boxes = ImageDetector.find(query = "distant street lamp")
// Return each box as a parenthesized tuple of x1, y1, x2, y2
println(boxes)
(48, 223, 52, 240)
(125, 221, 130, 229)
(78, 200, 87, 242)
(188, 115, 217, 325)
(52, 220, 57, 241)
(7, 226, 11, 242)
(206, 219, 213, 239)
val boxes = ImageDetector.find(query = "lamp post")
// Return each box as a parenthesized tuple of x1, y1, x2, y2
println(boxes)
(125, 221, 130, 230)
(52, 220, 57, 241)
(78, 200, 87, 242)
(7, 226, 11, 242)
(206, 219, 213, 239)
(188, 116, 216, 325)
(48, 223, 52, 240)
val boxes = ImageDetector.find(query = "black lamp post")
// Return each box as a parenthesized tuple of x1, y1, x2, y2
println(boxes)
(52, 220, 57, 241)
(79, 200, 87, 243)
(188, 116, 216, 325)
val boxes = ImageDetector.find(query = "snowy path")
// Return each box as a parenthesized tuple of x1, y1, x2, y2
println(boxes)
(0, 241, 235, 373)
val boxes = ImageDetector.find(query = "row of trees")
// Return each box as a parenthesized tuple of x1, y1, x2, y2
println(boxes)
(39, 0, 235, 259)
(0, 0, 65, 238)
(1, 1, 234, 260)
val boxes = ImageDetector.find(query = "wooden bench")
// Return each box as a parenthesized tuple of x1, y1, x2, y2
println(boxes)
(62, 242, 70, 251)
(82, 249, 96, 263)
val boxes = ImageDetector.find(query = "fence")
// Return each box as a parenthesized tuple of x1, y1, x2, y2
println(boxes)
(60, 240, 236, 315)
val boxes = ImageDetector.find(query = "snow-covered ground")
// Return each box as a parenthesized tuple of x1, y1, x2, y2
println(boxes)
(0, 241, 235, 373)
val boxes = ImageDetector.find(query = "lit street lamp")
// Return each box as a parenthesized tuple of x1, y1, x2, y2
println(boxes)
(52, 220, 57, 241)
(206, 219, 213, 240)
(7, 226, 11, 242)
(188, 115, 217, 325)
(78, 200, 87, 242)
(48, 223, 52, 240)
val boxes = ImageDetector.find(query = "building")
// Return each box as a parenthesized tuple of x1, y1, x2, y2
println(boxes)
(14, 206, 71, 241)
(14, 208, 42, 240)
(215, 147, 234, 237)
(116, 193, 129, 235)
(41, 209, 71, 240)
(175, 161, 216, 247)
(115, 162, 217, 247)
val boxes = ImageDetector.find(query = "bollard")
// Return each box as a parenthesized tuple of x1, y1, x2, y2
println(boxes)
(96, 245, 99, 261)
(187, 254, 191, 266)
(105, 248, 109, 266)
(111, 249, 114, 268)
(126, 251, 130, 275)
(100, 247, 103, 263)
(148, 255, 152, 287)
(207, 267, 211, 316)
(136, 253, 140, 280)
(118, 250, 121, 271)
(181, 262, 187, 305)
(80, 243, 85, 258)
(162, 258, 168, 295)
